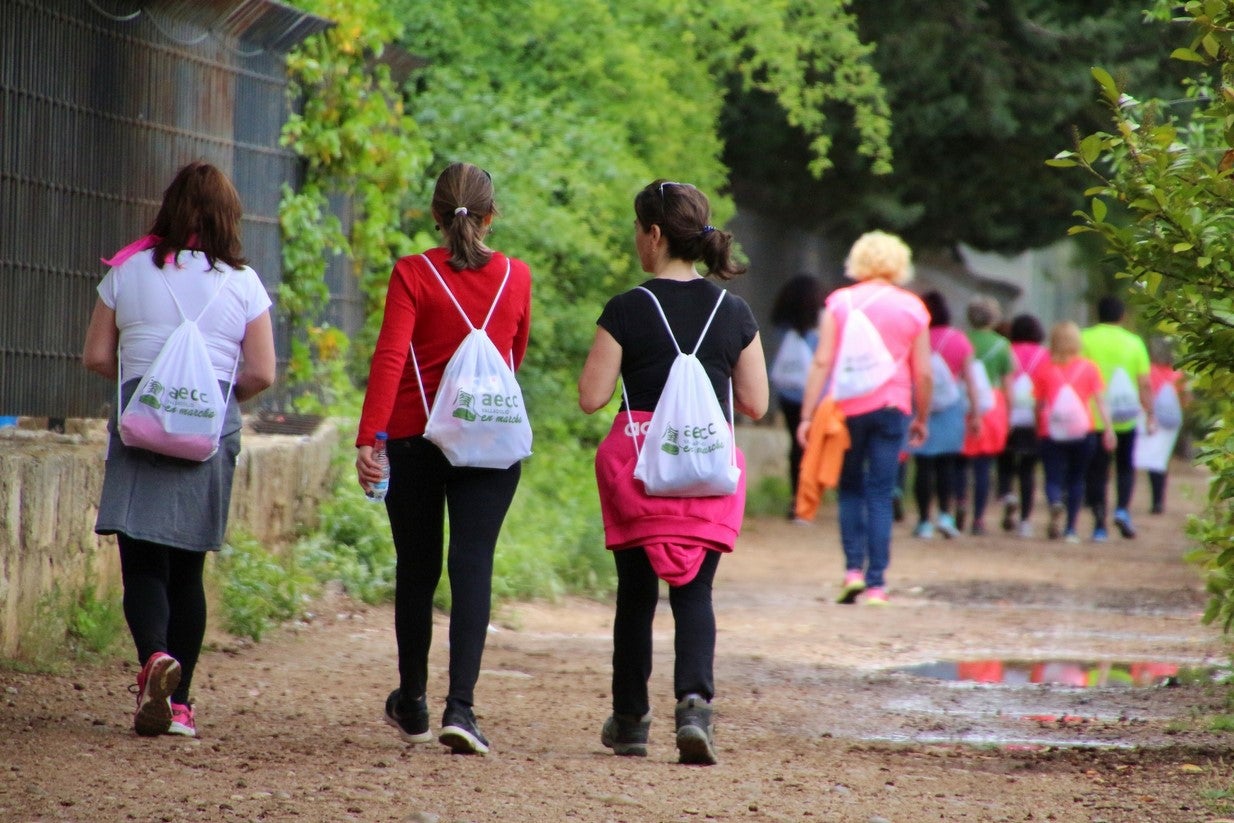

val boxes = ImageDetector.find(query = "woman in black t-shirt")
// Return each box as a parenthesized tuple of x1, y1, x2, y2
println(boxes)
(578, 180, 768, 765)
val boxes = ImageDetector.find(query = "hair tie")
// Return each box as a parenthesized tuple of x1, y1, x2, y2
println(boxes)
(454, 206, 469, 216)
(700, 225, 715, 236)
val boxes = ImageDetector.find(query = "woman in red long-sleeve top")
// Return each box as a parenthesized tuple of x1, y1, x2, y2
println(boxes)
(355, 162, 532, 756)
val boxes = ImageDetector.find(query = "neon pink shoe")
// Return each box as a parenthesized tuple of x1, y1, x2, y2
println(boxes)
(863, 587, 889, 606)
(169, 702, 197, 737)
(837, 570, 866, 605)
(133, 652, 180, 736)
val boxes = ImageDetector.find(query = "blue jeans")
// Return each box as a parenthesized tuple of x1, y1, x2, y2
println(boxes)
(1039, 435, 1096, 532)
(837, 407, 909, 589)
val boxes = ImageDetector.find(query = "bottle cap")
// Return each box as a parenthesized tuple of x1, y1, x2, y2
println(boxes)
(376, 431, 388, 441)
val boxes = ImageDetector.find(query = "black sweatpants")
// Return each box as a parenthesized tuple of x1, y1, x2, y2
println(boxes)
(611, 548, 720, 717)
(384, 436, 520, 709)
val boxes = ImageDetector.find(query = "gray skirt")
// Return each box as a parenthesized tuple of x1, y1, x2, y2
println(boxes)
(95, 378, 242, 552)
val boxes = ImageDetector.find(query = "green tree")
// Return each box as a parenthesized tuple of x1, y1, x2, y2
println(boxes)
(279, 0, 431, 405)
(725, 1, 1190, 252)
(1050, 1, 1234, 630)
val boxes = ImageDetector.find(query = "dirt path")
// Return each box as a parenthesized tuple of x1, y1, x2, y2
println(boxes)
(3, 462, 1233, 822)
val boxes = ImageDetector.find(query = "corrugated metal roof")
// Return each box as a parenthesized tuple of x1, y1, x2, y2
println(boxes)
(143, 0, 334, 53)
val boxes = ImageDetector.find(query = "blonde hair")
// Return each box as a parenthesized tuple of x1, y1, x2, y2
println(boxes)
(1048, 321, 1082, 360)
(844, 230, 914, 285)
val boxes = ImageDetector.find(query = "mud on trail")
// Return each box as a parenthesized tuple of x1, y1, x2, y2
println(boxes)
(3, 461, 1234, 822)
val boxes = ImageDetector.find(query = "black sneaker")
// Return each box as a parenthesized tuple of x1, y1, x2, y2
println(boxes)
(601, 712, 651, 757)
(674, 696, 717, 765)
(439, 703, 489, 755)
(384, 689, 431, 744)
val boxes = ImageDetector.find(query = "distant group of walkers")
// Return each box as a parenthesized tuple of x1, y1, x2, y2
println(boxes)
(771, 248, 1189, 607)
(81, 159, 1184, 767)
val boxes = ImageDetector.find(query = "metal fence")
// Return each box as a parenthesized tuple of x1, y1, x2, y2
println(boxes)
(0, 0, 336, 419)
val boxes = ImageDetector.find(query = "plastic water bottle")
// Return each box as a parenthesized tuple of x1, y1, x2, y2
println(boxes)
(367, 432, 390, 502)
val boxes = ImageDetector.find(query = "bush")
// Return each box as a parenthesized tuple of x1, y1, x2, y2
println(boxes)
(214, 533, 317, 642)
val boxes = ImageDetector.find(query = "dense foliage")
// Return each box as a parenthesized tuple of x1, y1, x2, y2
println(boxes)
(1050, 1, 1234, 631)
(725, 1, 1191, 252)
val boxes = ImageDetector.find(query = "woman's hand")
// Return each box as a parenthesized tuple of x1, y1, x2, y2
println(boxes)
(1101, 428, 1117, 452)
(355, 445, 380, 492)
(908, 416, 928, 448)
(795, 417, 813, 448)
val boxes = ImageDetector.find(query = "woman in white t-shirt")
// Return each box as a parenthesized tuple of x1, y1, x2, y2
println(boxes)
(83, 161, 276, 739)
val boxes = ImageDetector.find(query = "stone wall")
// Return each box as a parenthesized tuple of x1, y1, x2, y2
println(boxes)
(0, 419, 342, 658)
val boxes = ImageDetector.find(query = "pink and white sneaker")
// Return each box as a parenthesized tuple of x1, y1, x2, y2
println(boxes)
(168, 702, 197, 737)
(132, 652, 181, 736)
(863, 587, 889, 606)
(837, 570, 866, 605)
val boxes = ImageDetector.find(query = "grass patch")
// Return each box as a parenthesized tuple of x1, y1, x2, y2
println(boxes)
(213, 532, 318, 642)
(744, 474, 794, 519)
(9, 569, 126, 672)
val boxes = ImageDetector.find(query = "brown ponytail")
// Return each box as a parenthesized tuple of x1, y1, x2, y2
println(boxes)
(633, 180, 746, 280)
(431, 162, 498, 270)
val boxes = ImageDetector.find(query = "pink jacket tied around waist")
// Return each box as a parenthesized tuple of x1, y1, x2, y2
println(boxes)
(594, 411, 746, 587)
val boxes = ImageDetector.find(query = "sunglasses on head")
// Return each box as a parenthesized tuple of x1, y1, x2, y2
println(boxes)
(657, 181, 694, 201)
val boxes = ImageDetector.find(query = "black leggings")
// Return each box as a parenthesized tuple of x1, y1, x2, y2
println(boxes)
(385, 436, 520, 709)
(779, 396, 804, 498)
(611, 548, 720, 717)
(997, 446, 1039, 522)
(913, 454, 956, 521)
(117, 535, 207, 705)
(1085, 427, 1137, 524)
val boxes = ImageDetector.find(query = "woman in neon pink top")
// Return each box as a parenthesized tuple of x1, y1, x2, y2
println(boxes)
(796, 231, 931, 606)
(1032, 321, 1115, 542)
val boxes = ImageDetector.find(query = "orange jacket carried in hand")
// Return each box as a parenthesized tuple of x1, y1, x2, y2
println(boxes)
(794, 395, 849, 521)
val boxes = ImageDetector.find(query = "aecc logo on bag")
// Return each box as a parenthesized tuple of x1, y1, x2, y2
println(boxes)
(137, 379, 217, 418)
(659, 422, 724, 456)
(624, 418, 721, 454)
(449, 386, 525, 425)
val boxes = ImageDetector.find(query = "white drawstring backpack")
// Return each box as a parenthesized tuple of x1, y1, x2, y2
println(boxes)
(623, 286, 740, 498)
(410, 255, 532, 469)
(118, 270, 237, 461)
(1046, 364, 1091, 441)
(830, 287, 896, 401)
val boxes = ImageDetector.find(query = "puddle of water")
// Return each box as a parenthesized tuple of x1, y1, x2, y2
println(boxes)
(895, 659, 1190, 687)
(863, 731, 1137, 750)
